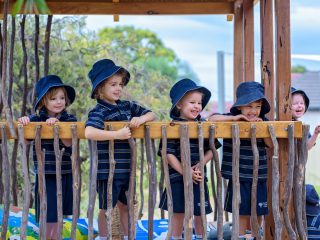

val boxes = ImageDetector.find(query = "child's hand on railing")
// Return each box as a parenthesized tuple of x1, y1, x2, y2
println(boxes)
(191, 164, 202, 184)
(18, 116, 30, 126)
(116, 126, 132, 140)
(129, 117, 143, 128)
(232, 114, 250, 121)
(46, 117, 59, 126)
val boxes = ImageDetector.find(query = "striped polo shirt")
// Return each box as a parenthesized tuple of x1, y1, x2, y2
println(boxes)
(29, 109, 77, 174)
(158, 116, 221, 183)
(85, 99, 151, 180)
(220, 113, 268, 182)
(307, 215, 320, 239)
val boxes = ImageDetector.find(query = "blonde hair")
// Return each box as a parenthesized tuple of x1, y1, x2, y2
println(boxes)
(93, 69, 127, 100)
(37, 87, 70, 111)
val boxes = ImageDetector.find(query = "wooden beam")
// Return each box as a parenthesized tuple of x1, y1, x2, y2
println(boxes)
(243, 0, 254, 81)
(260, 0, 276, 239)
(0, 121, 302, 139)
(275, 0, 292, 239)
(233, 0, 244, 97)
(1, 2, 234, 15)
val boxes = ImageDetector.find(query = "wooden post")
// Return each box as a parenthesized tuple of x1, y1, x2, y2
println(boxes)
(54, 125, 64, 240)
(71, 125, 81, 240)
(231, 124, 240, 240)
(161, 125, 174, 240)
(18, 125, 31, 240)
(138, 139, 145, 220)
(260, 0, 276, 238)
(128, 136, 137, 240)
(209, 125, 223, 240)
(268, 125, 282, 240)
(275, 0, 292, 239)
(233, 0, 244, 96)
(243, 0, 254, 81)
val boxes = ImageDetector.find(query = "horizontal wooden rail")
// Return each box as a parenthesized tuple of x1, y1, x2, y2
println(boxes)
(0, 121, 302, 139)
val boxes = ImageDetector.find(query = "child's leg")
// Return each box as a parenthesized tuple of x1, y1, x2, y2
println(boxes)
(239, 215, 251, 235)
(172, 213, 184, 238)
(98, 209, 107, 237)
(193, 215, 204, 237)
(117, 201, 129, 236)
(46, 222, 58, 239)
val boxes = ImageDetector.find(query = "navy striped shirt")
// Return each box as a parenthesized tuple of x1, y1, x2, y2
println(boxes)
(85, 99, 151, 180)
(220, 113, 268, 182)
(29, 109, 77, 174)
(158, 116, 221, 183)
(308, 215, 320, 239)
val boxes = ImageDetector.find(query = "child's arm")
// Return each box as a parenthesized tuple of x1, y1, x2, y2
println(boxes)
(307, 125, 320, 150)
(209, 114, 249, 122)
(85, 125, 131, 141)
(130, 111, 156, 128)
(167, 153, 183, 175)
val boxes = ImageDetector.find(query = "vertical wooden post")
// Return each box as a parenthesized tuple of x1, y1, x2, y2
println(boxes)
(275, 0, 292, 239)
(260, 0, 275, 238)
(233, 0, 244, 96)
(243, 0, 254, 81)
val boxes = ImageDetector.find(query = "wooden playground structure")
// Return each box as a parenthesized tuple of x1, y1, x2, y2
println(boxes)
(0, 0, 307, 240)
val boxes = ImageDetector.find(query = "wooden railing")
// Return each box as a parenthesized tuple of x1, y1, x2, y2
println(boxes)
(0, 121, 307, 240)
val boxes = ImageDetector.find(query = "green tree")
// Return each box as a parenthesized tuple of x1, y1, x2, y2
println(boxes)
(292, 64, 307, 73)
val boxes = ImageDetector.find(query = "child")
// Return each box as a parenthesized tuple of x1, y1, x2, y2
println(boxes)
(305, 184, 320, 239)
(18, 75, 76, 240)
(291, 87, 320, 150)
(209, 81, 271, 239)
(158, 78, 221, 239)
(84, 59, 155, 240)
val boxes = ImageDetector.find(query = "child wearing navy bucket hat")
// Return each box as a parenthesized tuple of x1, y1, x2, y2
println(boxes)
(18, 75, 77, 240)
(85, 59, 155, 240)
(209, 81, 272, 240)
(158, 78, 221, 239)
(306, 184, 320, 239)
(291, 87, 320, 150)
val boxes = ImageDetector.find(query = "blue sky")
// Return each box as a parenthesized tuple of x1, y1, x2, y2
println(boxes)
(85, 0, 320, 101)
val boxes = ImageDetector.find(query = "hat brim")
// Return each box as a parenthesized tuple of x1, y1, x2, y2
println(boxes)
(230, 95, 270, 116)
(170, 86, 211, 118)
(90, 66, 130, 99)
(34, 84, 76, 111)
(306, 204, 320, 216)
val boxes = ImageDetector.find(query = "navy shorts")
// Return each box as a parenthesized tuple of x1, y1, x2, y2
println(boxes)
(35, 173, 73, 223)
(159, 179, 212, 216)
(224, 180, 268, 216)
(97, 178, 129, 209)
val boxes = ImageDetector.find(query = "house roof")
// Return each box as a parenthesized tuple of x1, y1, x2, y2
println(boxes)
(292, 71, 320, 111)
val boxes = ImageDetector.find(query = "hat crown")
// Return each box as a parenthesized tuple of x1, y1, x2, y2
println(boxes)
(236, 81, 264, 98)
(35, 75, 63, 97)
(306, 184, 320, 205)
(170, 78, 198, 103)
(88, 59, 117, 84)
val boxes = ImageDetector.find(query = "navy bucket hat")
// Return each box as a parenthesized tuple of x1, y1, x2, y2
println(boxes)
(88, 59, 130, 99)
(291, 87, 310, 111)
(230, 81, 270, 116)
(34, 75, 75, 111)
(306, 184, 320, 216)
(169, 78, 211, 118)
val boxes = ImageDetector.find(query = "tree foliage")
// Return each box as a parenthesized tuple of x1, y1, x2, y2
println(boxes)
(291, 64, 307, 73)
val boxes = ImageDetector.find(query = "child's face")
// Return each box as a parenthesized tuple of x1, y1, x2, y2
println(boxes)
(238, 100, 262, 120)
(45, 88, 67, 117)
(176, 91, 203, 120)
(291, 93, 306, 120)
(100, 74, 124, 104)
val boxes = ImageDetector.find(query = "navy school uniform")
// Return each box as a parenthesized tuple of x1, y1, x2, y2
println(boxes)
(221, 113, 269, 216)
(158, 116, 221, 215)
(85, 99, 151, 209)
(30, 109, 76, 222)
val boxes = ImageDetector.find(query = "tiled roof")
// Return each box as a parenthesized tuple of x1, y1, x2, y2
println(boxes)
(292, 71, 320, 111)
